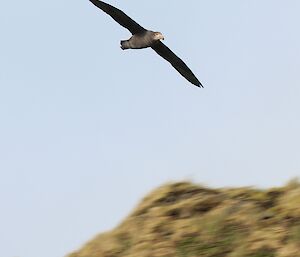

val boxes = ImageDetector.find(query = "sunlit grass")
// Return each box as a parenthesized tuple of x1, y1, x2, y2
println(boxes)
(67, 180, 300, 257)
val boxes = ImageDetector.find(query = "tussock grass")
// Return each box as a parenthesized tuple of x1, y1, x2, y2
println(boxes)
(67, 180, 300, 257)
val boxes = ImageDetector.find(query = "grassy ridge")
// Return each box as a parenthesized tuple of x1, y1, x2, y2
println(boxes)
(67, 180, 300, 257)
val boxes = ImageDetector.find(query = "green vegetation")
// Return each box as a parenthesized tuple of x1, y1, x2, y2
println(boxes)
(67, 180, 300, 257)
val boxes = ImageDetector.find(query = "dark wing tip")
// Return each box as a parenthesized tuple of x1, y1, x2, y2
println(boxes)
(89, 0, 146, 35)
(198, 82, 204, 88)
(181, 70, 203, 88)
(193, 78, 204, 88)
(152, 42, 203, 88)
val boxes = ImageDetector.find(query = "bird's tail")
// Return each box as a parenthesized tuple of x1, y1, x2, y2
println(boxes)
(120, 40, 130, 50)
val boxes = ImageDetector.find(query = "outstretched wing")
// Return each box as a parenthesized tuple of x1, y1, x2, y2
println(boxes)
(89, 0, 146, 35)
(152, 41, 203, 87)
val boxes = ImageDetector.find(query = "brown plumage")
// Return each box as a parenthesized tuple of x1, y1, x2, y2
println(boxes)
(89, 0, 203, 87)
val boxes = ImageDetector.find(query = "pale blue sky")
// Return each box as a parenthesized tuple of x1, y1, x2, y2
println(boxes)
(1, 1, 300, 257)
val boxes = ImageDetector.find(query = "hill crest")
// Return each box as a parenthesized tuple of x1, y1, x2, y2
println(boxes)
(68, 180, 300, 257)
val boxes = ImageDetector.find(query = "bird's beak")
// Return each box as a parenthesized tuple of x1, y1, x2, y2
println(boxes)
(162, 37, 165, 40)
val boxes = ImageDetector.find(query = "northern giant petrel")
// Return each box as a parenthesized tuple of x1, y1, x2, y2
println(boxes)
(89, 0, 203, 87)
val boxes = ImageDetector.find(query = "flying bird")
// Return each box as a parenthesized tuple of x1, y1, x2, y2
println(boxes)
(89, 0, 203, 87)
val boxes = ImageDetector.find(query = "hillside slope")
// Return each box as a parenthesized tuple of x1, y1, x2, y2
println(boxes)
(67, 181, 300, 257)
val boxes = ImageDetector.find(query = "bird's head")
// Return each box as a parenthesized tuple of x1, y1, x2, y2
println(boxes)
(154, 32, 165, 41)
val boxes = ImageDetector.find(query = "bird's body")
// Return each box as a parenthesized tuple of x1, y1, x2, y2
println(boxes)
(89, 0, 203, 87)
(121, 31, 164, 50)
